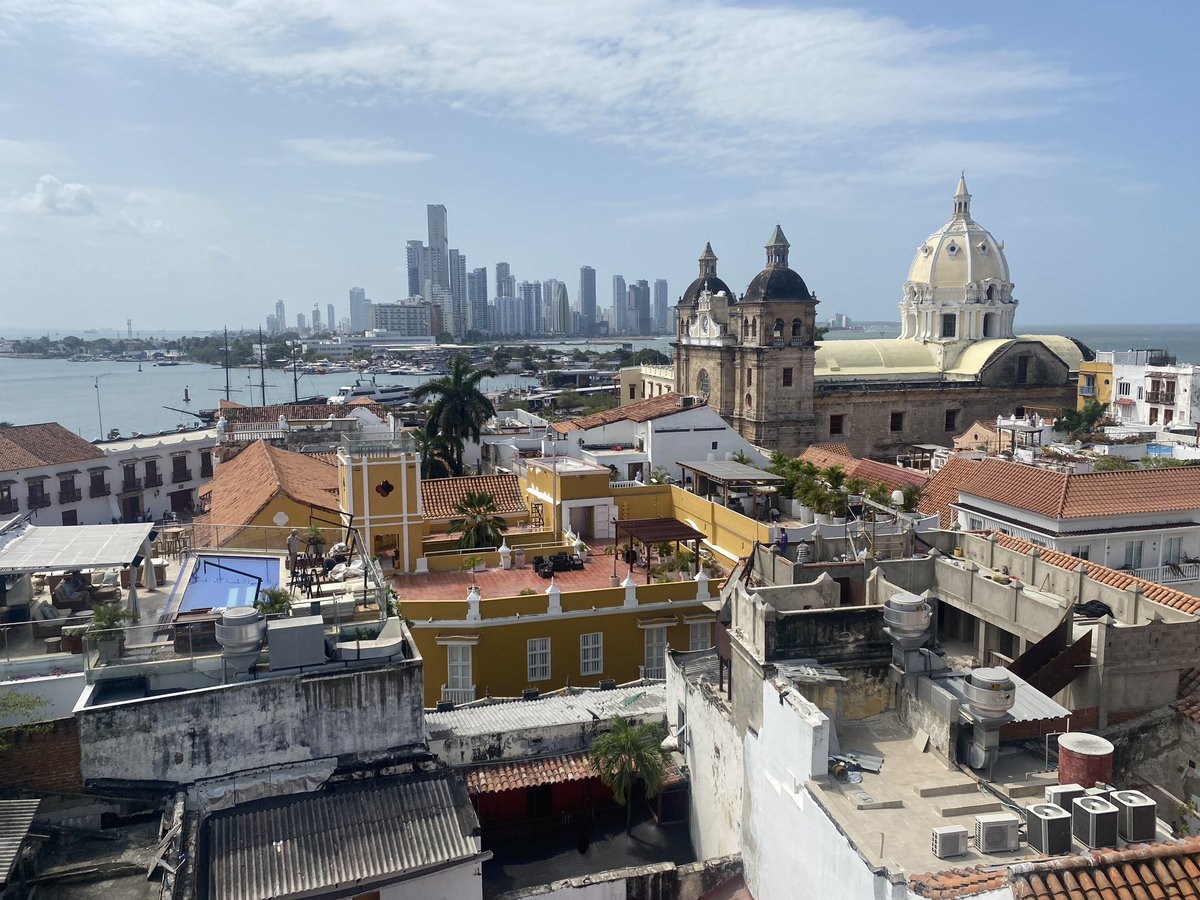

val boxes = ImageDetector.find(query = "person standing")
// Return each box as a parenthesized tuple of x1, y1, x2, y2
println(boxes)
(287, 528, 300, 570)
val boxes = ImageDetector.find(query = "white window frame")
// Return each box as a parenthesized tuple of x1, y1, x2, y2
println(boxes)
(580, 632, 603, 677)
(644, 626, 667, 677)
(527, 637, 551, 682)
(1124, 540, 1144, 570)
(689, 622, 711, 651)
(447, 643, 473, 691)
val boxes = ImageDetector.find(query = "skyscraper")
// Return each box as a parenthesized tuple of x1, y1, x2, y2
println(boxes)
(612, 275, 627, 333)
(427, 204, 449, 293)
(653, 279, 669, 333)
(517, 281, 541, 335)
(631, 280, 651, 334)
(495, 262, 515, 299)
(296, 312, 306, 333)
(579, 266, 596, 336)
(349, 287, 370, 333)
(467, 267, 489, 335)
(311, 304, 322, 331)
(327, 303, 336, 335)
(275, 299, 286, 330)
(546, 280, 571, 335)
(405, 241, 429, 298)
(448, 249, 468, 338)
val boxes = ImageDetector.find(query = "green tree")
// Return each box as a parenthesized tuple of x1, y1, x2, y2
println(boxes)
(0, 693, 48, 753)
(1055, 400, 1108, 439)
(412, 353, 498, 475)
(413, 428, 457, 479)
(589, 715, 668, 835)
(435, 331, 454, 345)
(448, 492, 509, 550)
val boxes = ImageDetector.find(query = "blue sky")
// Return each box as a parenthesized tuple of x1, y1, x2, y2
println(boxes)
(0, 0, 1196, 331)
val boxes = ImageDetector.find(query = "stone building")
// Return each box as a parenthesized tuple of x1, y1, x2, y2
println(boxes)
(673, 177, 1089, 458)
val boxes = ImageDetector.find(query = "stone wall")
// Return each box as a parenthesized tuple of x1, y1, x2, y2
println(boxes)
(495, 855, 743, 900)
(78, 662, 425, 784)
(769, 605, 890, 666)
(0, 718, 81, 793)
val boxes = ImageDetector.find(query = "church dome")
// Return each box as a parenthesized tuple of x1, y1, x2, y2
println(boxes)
(680, 242, 734, 306)
(742, 224, 813, 303)
(906, 175, 1010, 293)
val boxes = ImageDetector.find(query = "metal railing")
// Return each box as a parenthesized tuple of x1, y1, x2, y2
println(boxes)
(1079, 385, 1096, 397)
(171, 469, 192, 483)
(58, 488, 83, 504)
(640, 664, 666, 680)
(441, 685, 477, 704)
(1132, 562, 1200, 584)
(0, 499, 17, 515)
(27, 495, 51, 510)
(144, 473, 164, 488)
(121, 478, 142, 492)
(89, 483, 111, 498)
(1146, 391, 1176, 405)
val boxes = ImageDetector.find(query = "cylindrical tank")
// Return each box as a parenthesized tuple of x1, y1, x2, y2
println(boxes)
(882, 591, 931, 649)
(962, 667, 1016, 724)
(1058, 732, 1114, 788)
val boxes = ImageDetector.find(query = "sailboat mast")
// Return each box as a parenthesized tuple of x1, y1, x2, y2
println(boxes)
(223, 327, 232, 401)
(258, 327, 267, 406)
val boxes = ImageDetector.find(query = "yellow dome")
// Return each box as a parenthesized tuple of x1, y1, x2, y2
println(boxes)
(906, 176, 1010, 295)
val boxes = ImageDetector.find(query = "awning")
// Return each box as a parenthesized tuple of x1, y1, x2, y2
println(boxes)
(0, 521, 155, 574)
(615, 517, 706, 545)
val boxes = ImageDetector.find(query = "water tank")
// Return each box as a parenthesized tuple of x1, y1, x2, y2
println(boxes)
(882, 591, 931, 649)
(214, 605, 266, 677)
(1058, 732, 1114, 788)
(962, 667, 1016, 724)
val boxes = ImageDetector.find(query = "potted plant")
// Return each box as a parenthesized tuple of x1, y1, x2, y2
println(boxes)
(462, 554, 486, 574)
(254, 585, 292, 618)
(305, 524, 326, 558)
(88, 603, 139, 662)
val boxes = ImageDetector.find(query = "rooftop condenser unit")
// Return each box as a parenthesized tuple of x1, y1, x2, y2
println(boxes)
(975, 812, 1021, 853)
(1072, 796, 1119, 849)
(1110, 790, 1157, 843)
(931, 825, 968, 859)
(1025, 803, 1072, 856)
(1045, 783, 1086, 810)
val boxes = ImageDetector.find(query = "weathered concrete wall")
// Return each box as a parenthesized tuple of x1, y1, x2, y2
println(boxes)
(495, 855, 743, 900)
(769, 605, 890, 666)
(78, 662, 424, 784)
(897, 680, 956, 766)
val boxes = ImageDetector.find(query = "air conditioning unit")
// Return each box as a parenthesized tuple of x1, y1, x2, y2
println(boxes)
(931, 825, 968, 859)
(1026, 803, 1072, 855)
(1045, 783, 1086, 811)
(1072, 796, 1119, 849)
(1111, 790, 1157, 842)
(975, 812, 1021, 853)
(1085, 784, 1115, 803)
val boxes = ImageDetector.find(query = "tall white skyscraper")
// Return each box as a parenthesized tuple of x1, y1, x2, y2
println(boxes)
(448, 248, 468, 338)
(545, 280, 571, 335)
(612, 275, 627, 333)
(275, 299, 286, 330)
(427, 204, 449, 292)
(495, 262, 515, 299)
(311, 304, 322, 331)
(326, 303, 336, 334)
(467, 267, 489, 335)
(653, 279, 668, 333)
(517, 281, 541, 335)
(579, 266, 596, 336)
(349, 287, 369, 333)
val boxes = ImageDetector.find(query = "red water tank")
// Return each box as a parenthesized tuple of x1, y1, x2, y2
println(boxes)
(1058, 732, 1114, 788)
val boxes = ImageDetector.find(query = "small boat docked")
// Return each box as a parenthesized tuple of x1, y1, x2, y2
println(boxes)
(328, 378, 415, 405)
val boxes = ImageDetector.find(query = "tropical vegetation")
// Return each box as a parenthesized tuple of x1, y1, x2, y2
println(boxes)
(412, 353, 497, 476)
(589, 715, 668, 835)
(448, 492, 509, 550)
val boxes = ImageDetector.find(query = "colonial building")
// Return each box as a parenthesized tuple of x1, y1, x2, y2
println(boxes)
(673, 177, 1089, 458)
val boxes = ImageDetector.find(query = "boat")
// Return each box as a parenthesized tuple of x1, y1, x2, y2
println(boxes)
(328, 378, 415, 405)
(155, 360, 181, 367)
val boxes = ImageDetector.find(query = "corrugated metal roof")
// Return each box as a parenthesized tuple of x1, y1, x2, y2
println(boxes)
(0, 799, 40, 886)
(0, 522, 154, 573)
(206, 773, 480, 900)
(942, 670, 1070, 724)
(425, 684, 666, 739)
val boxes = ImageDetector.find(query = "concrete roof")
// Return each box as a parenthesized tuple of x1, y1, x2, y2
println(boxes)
(814, 339, 937, 377)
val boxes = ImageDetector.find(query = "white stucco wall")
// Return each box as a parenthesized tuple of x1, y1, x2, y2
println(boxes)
(0, 672, 86, 726)
(377, 856, 485, 900)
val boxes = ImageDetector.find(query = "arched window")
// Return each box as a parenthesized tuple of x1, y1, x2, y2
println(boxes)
(746, 367, 753, 386)
(983, 312, 997, 338)
(751, 318, 758, 338)
(986, 284, 996, 301)
(773, 318, 785, 339)
(742, 318, 750, 339)
(791, 318, 803, 337)
(697, 370, 711, 398)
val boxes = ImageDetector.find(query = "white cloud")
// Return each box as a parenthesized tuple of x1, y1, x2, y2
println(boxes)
(4, 174, 97, 215)
(0, 138, 62, 166)
(280, 137, 430, 166)
(3, 1, 1083, 169)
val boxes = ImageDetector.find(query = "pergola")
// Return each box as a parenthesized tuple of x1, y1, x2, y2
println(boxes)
(613, 517, 707, 584)
(677, 460, 786, 520)
(0, 520, 157, 615)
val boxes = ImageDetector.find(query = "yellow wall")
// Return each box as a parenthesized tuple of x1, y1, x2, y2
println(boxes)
(339, 450, 425, 572)
(668, 486, 772, 561)
(1078, 360, 1113, 411)
(408, 578, 707, 705)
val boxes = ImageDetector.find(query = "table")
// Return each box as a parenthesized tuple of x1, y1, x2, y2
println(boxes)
(161, 527, 190, 557)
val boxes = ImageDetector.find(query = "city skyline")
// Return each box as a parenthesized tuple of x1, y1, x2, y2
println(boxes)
(0, 3, 1197, 328)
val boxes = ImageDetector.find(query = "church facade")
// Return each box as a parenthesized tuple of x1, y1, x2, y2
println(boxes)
(673, 178, 1087, 458)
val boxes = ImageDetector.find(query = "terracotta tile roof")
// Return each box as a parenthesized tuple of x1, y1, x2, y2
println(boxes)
(913, 837, 1200, 899)
(991, 532, 1200, 616)
(798, 445, 929, 493)
(918, 456, 984, 528)
(1173, 669, 1200, 723)
(959, 458, 1200, 519)
(0, 423, 104, 472)
(552, 392, 694, 434)
(421, 473, 527, 520)
(1179, 667, 1200, 700)
(219, 402, 388, 424)
(200, 440, 339, 529)
(462, 752, 596, 795)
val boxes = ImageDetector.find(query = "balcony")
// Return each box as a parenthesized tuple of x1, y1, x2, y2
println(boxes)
(58, 488, 83, 504)
(639, 664, 666, 681)
(121, 477, 143, 492)
(27, 495, 51, 510)
(171, 469, 192, 484)
(90, 483, 111, 498)
(144, 473, 163, 488)
(200, 463, 214, 479)
(1132, 562, 1200, 585)
(1079, 385, 1096, 397)
(1146, 391, 1176, 405)
(441, 685, 477, 705)
(0, 498, 17, 515)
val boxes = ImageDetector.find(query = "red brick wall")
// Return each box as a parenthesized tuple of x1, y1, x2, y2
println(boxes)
(1000, 707, 1149, 742)
(0, 718, 81, 793)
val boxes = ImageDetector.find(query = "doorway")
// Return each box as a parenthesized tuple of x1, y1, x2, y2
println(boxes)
(120, 494, 143, 523)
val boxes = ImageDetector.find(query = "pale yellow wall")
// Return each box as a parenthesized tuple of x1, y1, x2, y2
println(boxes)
(1078, 360, 1113, 411)
(339, 451, 424, 572)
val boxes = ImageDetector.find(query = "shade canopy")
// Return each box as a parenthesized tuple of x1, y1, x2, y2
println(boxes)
(614, 517, 706, 545)
(677, 460, 784, 486)
(0, 520, 155, 574)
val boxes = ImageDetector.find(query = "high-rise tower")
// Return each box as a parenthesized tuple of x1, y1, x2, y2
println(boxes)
(612, 275, 627, 333)
(406, 241, 428, 298)
(349, 287, 369, 332)
(427, 204, 449, 293)
(579, 266, 596, 336)
(653, 279, 669, 333)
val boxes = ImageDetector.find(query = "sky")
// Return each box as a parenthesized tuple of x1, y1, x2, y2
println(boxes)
(0, 1, 1197, 332)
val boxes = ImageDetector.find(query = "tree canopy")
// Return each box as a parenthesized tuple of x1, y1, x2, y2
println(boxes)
(448, 491, 509, 550)
(412, 353, 497, 475)
(589, 715, 668, 835)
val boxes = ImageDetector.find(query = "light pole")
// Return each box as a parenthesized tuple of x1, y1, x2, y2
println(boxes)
(93, 373, 114, 440)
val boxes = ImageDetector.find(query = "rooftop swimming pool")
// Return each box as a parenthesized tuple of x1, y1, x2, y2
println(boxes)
(175, 554, 283, 614)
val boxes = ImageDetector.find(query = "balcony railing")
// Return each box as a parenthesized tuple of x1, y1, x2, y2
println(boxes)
(144, 473, 163, 488)
(27, 495, 51, 510)
(58, 488, 82, 504)
(441, 685, 477, 705)
(1132, 562, 1200, 585)
(89, 483, 111, 498)
(200, 464, 213, 479)
(639, 664, 666, 681)
(121, 477, 142, 492)
(1079, 385, 1096, 397)
(171, 469, 192, 483)
(0, 498, 17, 515)
(1146, 391, 1176, 405)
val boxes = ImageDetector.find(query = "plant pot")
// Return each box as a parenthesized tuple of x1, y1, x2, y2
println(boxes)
(953, 547, 963, 558)
(95, 636, 124, 662)
(814, 513, 831, 525)
(797, 505, 815, 525)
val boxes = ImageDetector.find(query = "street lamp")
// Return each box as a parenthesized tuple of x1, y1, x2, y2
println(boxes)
(93, 373, 114, 440)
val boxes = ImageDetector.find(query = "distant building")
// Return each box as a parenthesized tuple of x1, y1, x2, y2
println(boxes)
(545, 279, 570, 335)
(612, 274, 627, 333)
(427, 204, 449, 293)
(448, 248, 467, 338)
(326, 303, 335, 335)
(348, 286, 370, 333)
(296, 312, 306, 333)
(1099, 348, 1197, 429)
(630, 279, 651, 334)
(311, 304, 321, 331)
(579, 265, 597, 336)
(405, 240, 428, 298)
(467, 267, 488, 335)
(370, 299, 431, 336)
(518, 281, 541, 336)
(274, 299, 286, 329)
(653, 278, 668, 333)
(495, 261, 515, 299)
(265, 313, 280, 335)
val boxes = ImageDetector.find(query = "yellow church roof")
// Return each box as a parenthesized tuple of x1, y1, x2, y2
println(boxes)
(814, 339, 937, 378)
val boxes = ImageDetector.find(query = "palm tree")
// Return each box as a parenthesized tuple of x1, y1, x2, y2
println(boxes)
(448, 492, 509, 550)
(590, 715, 668, 835)
(412, 353, 497, 475)
(413, 427, 456, 479)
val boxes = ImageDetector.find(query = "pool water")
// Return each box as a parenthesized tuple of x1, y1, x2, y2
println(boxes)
(180, 554, 283, 613)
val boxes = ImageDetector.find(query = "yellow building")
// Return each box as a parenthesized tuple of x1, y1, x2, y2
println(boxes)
(617, 364, 674, 406)
(1078, 358, 1113, 411)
